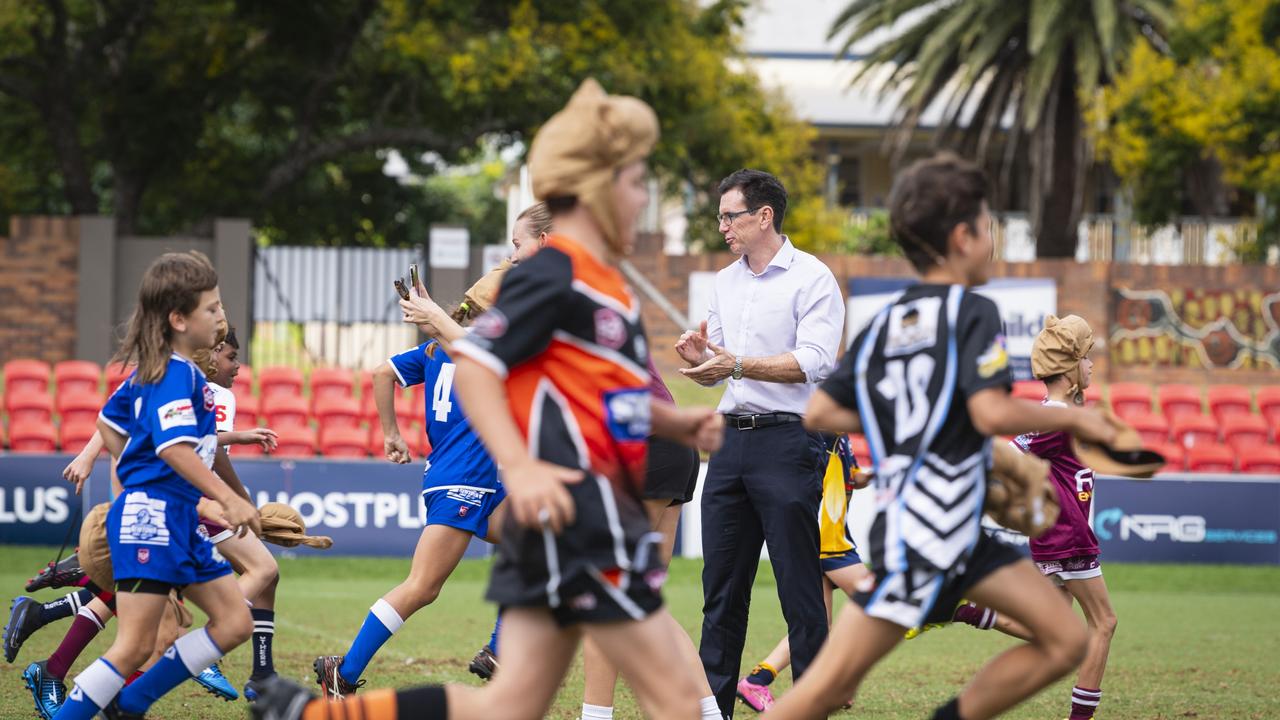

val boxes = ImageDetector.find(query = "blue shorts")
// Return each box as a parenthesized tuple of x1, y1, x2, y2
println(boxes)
(422, 483, 506, 538)
(821, 548, 863, 574)
(107, 486, 232, 588)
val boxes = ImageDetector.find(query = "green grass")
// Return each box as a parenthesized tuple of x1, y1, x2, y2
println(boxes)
(2, 545, 1278, 719)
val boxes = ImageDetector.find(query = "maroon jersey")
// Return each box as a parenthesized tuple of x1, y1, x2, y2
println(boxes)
(1013, 400, 1100, 561)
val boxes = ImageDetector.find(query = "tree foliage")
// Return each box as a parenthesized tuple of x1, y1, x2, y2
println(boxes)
(0, 0, 831, 250)
(829, 0, 1172, 257)
(1090, 0, 1280, 259)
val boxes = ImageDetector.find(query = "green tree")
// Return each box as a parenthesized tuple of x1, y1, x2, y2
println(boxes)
(1091, 0, 1280, 260)
(0, 0, 830, 249)
(829, 0, 1172, 257)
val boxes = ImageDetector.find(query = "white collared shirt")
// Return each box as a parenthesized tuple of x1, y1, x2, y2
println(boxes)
(705, 237, 845, 415)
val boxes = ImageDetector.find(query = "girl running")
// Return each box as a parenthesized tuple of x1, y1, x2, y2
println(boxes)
(52, 250, 260, 720)
(1015, 314, 1118, 720)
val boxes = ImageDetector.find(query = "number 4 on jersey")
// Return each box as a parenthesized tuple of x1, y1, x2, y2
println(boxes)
(432, 363, 456, 422)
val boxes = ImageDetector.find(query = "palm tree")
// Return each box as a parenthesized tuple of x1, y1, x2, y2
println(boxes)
(830, 0, 1172, 258)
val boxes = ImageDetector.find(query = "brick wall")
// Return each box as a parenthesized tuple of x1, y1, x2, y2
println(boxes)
(0, 217, 80, 368)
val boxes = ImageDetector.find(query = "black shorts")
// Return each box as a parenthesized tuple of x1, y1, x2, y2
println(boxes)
(642, 436, 700, 505)
(486, 472, 665, 626)
(854, 531, 1024, 629)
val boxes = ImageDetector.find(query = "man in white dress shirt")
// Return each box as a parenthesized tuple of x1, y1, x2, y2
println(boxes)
(676, 169, 845, 717)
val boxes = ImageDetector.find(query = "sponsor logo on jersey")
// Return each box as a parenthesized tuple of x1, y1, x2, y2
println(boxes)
(569, 592, 598, 611)
(603, 388, 650, 441)
(977, 334, 1009, 378)
(593, 308, 627, 350)
(157, 399, 196, 430)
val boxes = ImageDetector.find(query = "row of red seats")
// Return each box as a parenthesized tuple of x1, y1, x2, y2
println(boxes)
(846, 434, 1280, 474)
(1012, 380, 1280, 424)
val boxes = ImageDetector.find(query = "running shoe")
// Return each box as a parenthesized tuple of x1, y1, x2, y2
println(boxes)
(26, 553, 86, 593)
(313, 655, 364, 700)
(4, 596, 41, 662)
(250, 676, 316, 720)
(99, 697, 146, 719)
(468, 645, 499, 681)
(194, 662, 239, 701)
(23, 660, 66, 720)
(736, 677, 776, 712)
(244, 674, 276, 703)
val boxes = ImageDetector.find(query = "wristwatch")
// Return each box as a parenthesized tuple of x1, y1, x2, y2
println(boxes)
(731, 356, 744, 380)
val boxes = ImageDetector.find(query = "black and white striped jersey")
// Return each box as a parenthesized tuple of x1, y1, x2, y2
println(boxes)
(822, 284, 1013, 573)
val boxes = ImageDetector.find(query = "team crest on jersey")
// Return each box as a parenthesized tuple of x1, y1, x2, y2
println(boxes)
(203, 385, 216, 411)
(884, 298, 941, 357)
(137, 548, 150, 564)
(593, 308, 628, 350)
(977, 334, 1009, 378)
(471, 308, 508, 339)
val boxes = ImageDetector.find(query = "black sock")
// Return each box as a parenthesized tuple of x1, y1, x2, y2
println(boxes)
(747, 662, 777, 686)
(931, 697, 964, 720)
(250, 608, 275, 679)
(37, 589, 91, 626)
(397, 685, 447, 720)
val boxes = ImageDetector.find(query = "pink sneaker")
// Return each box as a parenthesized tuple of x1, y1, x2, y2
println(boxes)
(736, 678, 776, 712)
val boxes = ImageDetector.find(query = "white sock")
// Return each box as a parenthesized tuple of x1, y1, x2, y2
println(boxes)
(701, 695, 724, 719)
(581, 703, 614, 719)
(71, 658, 126, 709)
(370, 598, 405, 634)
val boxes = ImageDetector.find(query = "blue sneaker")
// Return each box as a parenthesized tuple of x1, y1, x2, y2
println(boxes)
(243, 674, 275, 703)
(4, 596, 40, 663)
(193, 663, 239, 701)
(23, 660, 67, 720)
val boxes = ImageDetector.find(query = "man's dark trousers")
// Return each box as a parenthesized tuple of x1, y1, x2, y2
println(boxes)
(699, 419, 828, 717)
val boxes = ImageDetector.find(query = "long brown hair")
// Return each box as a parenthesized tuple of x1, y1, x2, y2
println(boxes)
(115, 251, 219, 383)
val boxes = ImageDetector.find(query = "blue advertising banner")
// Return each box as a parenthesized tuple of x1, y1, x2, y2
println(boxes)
(1091, 474, 1280, 564)
(0, 455, 490, 559)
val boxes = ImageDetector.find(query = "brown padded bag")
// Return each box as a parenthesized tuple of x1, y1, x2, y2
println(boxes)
(79, 502, 114, 590)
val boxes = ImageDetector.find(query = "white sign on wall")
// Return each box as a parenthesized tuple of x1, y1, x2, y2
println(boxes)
(481, 244, 510, 274)
(429, 226, 470, 269)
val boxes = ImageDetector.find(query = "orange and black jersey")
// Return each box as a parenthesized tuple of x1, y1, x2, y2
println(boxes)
(453, 234, 651, 497)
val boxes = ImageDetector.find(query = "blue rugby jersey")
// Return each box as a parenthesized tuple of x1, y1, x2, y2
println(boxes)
(113, 354, 219, 503)
(387, 342, 499, 490)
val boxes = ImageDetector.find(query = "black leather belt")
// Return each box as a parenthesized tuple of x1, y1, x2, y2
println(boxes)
(725, 412, 802, 431)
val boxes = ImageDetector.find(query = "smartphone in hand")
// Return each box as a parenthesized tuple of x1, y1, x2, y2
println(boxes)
(394, 278, 411, 301)
(409, 263, 420, 293)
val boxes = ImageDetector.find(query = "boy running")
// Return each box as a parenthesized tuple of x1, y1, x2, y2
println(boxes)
(763, 153, 1115, 720)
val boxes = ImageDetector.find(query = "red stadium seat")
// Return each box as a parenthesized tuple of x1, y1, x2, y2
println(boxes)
(261, 394, 310, 428)
(272, 425, 317, 458)
(56, 392, 105, 425)
(258, 366, 304, 400)
(59, 420, 100, 454)
(847, 434, 870, 466)
(1012, 381, 1044, 402)
(232, 366, 254, 399)
(54, 360, 101, 396)
(359, 393, 381, 423)
(1222, 415, 1269, 451)
(1127, 412, 1170, 445)
(410, 384, 426, 409)
(1149, 442, 1185, 474)
(1158, 384, 1204, 421)
(1240, 446, 1280, 474)
(310, 368, 355, 406)
(4, 359, 51, 396)
(236, 394, 260, 427)
(7, 390, 54, 424)
(1107, 382, 1153, 420)
(1258, 387, 1280, 427)
(1170, 414, 1218, 449)
(1207, 385, 1253, 422)
(404, 426, 429, 458)
(104, 362, 134, 393)
(1186, 443, 1235, 473)
(394, 394, 418, 428)
(313, 396, 362, 429)
(359, 370, 375, 401)
(320, 426, 369, 458)
(10, 420, 57, 453)
(231, 416, 265, 457)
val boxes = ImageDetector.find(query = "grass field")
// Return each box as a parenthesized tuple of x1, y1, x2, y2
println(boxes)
(2, 545, 1278, 719)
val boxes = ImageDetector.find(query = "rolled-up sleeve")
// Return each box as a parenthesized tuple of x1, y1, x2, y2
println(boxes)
(790, 265, 844, 383)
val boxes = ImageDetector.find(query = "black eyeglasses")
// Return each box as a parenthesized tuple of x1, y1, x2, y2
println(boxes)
(716, 207, 760, 225)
